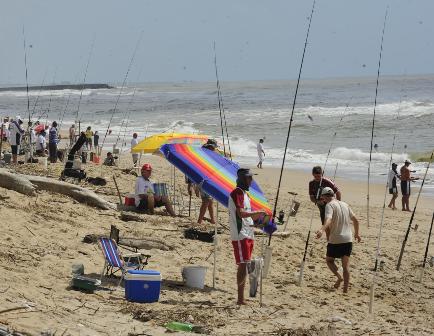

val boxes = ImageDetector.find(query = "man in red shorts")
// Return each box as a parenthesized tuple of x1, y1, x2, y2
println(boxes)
(229, 168, 267, 305)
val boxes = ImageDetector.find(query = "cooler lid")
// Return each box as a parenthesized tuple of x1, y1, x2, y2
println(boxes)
(127, 269, 160, 275)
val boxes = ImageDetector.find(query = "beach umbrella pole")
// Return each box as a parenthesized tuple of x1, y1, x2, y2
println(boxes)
(213, 202, 219, 288)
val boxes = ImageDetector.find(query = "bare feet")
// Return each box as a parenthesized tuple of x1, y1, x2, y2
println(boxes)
(334, 277, 343, 289)
(343, 283, 349, 293)
(237, 300, 248, 305)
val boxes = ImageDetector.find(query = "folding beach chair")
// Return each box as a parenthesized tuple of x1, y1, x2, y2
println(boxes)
(98, 237, 147, 286)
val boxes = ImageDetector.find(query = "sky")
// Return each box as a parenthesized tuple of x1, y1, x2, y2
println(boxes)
(1, 0, 433, 85)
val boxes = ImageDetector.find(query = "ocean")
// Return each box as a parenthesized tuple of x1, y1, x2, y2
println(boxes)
(0, 74, 433, 195)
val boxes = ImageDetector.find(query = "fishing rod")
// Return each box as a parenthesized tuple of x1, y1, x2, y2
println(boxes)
(101, 31, 143, 150)
(419, 212, 434, 282)
(367, 9, 388, 228)
(396, 150, 434, 271)
(116, 67, 143, 150)
(75, 37, 95, 129)
(369, 88, 401, 314)
(297, 104, 348, 286)
(22, 27, 30, 125)
(58, 71, 81, 132)
(270, 0, 316, 247)
(213, 42, 228, 157)
(30, 69, 48, 119)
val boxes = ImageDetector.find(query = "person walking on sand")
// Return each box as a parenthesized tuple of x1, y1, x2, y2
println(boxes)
(387, 163, 400, 210)
(131, 133, 139, 166)
(309, 166, 341, 226)
(69, 124, 75, 147)
(85, 126, 93, 150)
(400, 160, 419, 212)
(315, 187, 361, 293)
(256, 138, 265, 169)
(229, 168, 267, 305)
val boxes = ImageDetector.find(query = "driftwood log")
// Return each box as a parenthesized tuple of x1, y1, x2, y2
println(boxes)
(0, 169, 36, 196)
(119, 237, 173, 251)
(0, 169, 115, 210)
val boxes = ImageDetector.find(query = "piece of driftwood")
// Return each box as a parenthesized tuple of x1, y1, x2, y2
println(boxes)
(120, 212, 145, 222)
(119, 238, 173, 251)
(0, 169, 36, 196)
(24, 175, 116, 210)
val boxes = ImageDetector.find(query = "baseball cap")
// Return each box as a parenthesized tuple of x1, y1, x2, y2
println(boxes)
(141, 163, 152, 171)
(321, 187, 335, 197)
(237, 168, 254, 177)
(405, 160, 411, 164)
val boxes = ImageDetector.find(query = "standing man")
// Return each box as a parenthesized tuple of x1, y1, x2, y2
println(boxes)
(309, 166, 341, 225)
(131, 133, 139, 166)
(387, 163, 400, 210)
(400, 160, 418, 212)
(256, 139, 265, 169)
(229, 168, 266, 305)
(9, 116, 25, 164)
(316, 187, 361, 293)
(48, 121, 59, 163)
(69, 124, 75, 147)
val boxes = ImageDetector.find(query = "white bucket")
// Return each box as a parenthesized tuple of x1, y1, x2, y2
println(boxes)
(182, 266, 207, 289)
(39, 157, 48, 169)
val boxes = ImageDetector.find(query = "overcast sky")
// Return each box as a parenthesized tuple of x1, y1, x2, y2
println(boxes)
(1, 0, 433, 85)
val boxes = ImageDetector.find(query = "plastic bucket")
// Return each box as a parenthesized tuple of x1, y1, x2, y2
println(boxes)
(182, 266, 207, 289)
(39, 157, 48, 169)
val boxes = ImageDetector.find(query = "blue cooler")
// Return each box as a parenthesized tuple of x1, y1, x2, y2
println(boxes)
(124, 270, 162, 303)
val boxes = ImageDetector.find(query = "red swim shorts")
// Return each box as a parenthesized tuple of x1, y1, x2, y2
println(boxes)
(232, 238, 254, 264)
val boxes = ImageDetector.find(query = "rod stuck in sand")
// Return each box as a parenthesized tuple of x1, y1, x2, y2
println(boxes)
(367, 8, 388, 229)
(396, 150, 434, 271)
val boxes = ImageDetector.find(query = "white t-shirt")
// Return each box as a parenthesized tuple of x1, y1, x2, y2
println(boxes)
(388, 169, 399, 189)
(228, 187, 254, 241)
(131, 138, 138, 152)
(37, 134, 46, 151)
(9, 121, 24, 146)
(324, 199, 355, 244)
(134, 176, 154, 206)
(257, 142, 264, 156)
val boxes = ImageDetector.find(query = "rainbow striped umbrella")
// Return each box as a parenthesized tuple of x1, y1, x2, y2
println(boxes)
(160, 143, 272, 215)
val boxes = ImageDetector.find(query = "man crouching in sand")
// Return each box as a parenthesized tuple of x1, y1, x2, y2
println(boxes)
(316, 187, 361, 293)
(229, 168, 267, 305)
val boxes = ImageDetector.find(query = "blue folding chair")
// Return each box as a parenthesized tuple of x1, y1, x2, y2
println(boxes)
(99, 237, 146, 286)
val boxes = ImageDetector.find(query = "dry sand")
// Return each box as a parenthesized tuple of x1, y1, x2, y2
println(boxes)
(0, 152, 433, 335)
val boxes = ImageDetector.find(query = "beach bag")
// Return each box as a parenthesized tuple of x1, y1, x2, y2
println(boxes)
(184, 228, 215, 243)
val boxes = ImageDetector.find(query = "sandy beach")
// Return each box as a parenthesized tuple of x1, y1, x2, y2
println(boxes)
(0, 151, 433, 336)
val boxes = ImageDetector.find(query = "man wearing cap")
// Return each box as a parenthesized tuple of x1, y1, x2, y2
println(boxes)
(316, 187, 361, 293)
(400, 160, 418, 212)
(387, 163, 400, 210)
(8, 116, 25, 164)
(131, 133, 139, 166)
(309, 166, 341, 227)
(229, 168, 267, 304)
(134, 163, 175, 216)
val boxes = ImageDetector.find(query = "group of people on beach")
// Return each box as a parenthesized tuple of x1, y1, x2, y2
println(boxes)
(388, 160, 419, 211)
(228, 163, 361, 304)
(0, 116, 61, 164)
